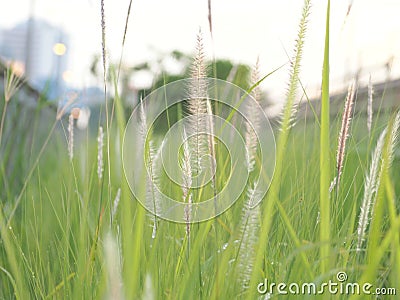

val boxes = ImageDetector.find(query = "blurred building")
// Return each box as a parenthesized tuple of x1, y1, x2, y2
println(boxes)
(0, 18, 70, 98)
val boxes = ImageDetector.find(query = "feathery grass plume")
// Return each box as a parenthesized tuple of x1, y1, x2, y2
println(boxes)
(68, 113, 74, 160)
(367, 75, 373, 135)
(97, 126, 104, 180)
(356, 129, 386, 252)
(187, 30, 209, 176)
(245, 57, 261, 172)
(104, 232, 124, 300)
(191, 31, 207, 83)
(237, 186, 261, 289)
(206, 98, 217, 190)
(333, 80, 356, 190)
(279, 0, 311, 131)
(356, 111, 400, 252)
(148, 142, 163, 240)
(250, 57, 261, 106)
(386, 110, 400, 165)
(139, 99, 148, 145)
(365, 110, 400, 267)
(100, 0, 112, 204)
(181, 128, 193, 239)
(139, 101, 161, 239)
(100, 0, 107, 85)
(111, 188, 121, 222)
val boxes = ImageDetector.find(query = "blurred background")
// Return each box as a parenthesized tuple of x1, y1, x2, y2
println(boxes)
(0, 0, 400, 109)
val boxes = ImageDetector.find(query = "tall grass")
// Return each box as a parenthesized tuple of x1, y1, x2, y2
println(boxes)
(247, 0, 312, 298)
(319, 0, 331, 275)
(0, 1, 399, 299)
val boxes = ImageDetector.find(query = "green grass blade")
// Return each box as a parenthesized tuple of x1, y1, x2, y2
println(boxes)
(319, 0, 331, 275)
(0, 207, 27, 299)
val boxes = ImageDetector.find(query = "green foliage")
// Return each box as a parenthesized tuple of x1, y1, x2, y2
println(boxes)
(1, 92, 399, 299)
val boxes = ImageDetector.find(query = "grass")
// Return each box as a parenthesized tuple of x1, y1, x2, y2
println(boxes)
(1, 1, 400, 299)
(319, 0, 331, 276)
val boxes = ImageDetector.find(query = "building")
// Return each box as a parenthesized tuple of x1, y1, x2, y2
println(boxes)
(0, 18, 70, 98)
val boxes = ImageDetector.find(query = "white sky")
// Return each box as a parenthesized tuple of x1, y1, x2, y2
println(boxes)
(1, 0, 400, 101)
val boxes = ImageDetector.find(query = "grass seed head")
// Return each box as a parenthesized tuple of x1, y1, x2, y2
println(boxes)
(97, 126, 104, 180)
(335, 80, 356, 190)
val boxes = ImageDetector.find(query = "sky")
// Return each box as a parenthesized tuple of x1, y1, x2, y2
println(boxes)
(1, 0, 400, 102)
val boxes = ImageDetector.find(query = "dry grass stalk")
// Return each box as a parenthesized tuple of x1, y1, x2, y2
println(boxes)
(207, 0, 213, 38)
(367, 75, 373, 135)
(97, 126, 104, 180)
(245, 57, 261, 172)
